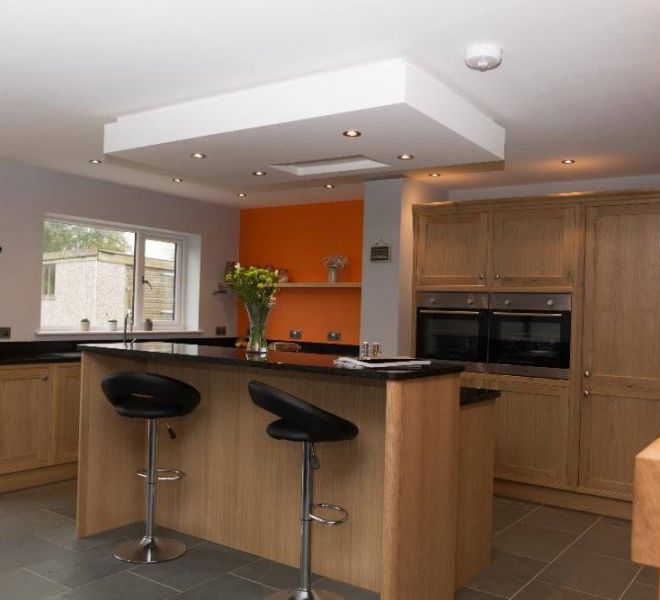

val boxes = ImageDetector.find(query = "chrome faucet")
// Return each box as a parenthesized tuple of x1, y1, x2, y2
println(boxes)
(123, 311, 134, 347)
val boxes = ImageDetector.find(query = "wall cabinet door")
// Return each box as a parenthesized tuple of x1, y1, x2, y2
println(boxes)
(461, 373, 574, 487)
(491, 206, 577, 288)
(580, 203, 660, 495)
(53, 364, 81, 464)
(0, 366, 52, 474)
(416, 212, 489, 287)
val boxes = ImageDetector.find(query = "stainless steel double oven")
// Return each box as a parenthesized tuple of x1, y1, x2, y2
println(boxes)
(416, 292, 571, 379)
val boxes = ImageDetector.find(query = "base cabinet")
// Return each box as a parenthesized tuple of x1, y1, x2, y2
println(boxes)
(0, 362, 81, 484)
(461, 373, 574, 488)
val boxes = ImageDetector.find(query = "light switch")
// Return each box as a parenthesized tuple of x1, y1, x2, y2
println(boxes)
(289, 329, 303, 340)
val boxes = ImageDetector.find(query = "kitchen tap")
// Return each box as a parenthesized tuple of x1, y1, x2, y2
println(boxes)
(123, 310, 134, 347)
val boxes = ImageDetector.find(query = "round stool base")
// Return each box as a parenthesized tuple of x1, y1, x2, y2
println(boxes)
(267, 589, 345, 600)
(113, 536, 187, 564)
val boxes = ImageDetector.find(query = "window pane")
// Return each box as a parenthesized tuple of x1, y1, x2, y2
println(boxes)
(142, 239, 177, 322)
(41, 221, 135, 329)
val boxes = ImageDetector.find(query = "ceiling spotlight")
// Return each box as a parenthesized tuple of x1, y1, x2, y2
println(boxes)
(237, 192, 247, 198)
(398, 153, 414, 160)
(172, 178, 183, 183)
(561, 159, 576, 165)
(342, 130, 362, 138)
(429, 173, 441, 177)
(465, 44, 503, 71)
(88, 159, 102, 165)
(191, 152, 206, 159)
(252, 170, 267, 176)
(324, 184, 335, 189)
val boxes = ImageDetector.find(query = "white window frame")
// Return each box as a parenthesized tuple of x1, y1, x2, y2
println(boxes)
(40, 215, 187, 332)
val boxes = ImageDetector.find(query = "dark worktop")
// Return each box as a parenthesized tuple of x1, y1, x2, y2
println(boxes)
(79, 342, 464, 381)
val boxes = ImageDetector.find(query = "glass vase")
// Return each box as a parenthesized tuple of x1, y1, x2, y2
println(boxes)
(245, 302, 270, 354)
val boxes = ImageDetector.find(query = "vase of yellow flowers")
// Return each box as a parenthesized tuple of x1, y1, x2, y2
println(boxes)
(225, 264, 278, 354)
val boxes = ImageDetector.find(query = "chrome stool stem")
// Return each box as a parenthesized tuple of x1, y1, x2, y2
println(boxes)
(112, 419, 186, 564)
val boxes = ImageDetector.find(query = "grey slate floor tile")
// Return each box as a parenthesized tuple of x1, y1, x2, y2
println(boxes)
(0, 566, 68, 599)
(455, 588, 503, 599)
(513, 580, 601, 599)
(0, 535, 76, 573)
(132, 541, 258, 592)
(493, 522, 578, 561)
(465, 550, 546, 597)
(622, 582, 658, 600)
(54, 571, 177, 600)
(635, 565, 659, 588)
(522, 506, 599, 534)
(176, 573, 275, 599)
(538, 547, 640, 599)
(574, 521, 632, 560)
(232, 558, 323, 591)
(316, 577, 380, 600)
(0, 509, 74, 541)
(492, 501, 530, 533)
(35, 521, 143, 551)
(27, 541, 132, 589)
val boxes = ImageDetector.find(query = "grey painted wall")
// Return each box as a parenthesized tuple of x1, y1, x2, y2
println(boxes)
(0, 159, 239, 341)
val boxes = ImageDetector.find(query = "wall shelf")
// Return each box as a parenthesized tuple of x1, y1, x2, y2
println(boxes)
(276, 282, 361, 288)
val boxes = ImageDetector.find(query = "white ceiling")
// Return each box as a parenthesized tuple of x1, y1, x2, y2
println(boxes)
(0, 0, 659, 207)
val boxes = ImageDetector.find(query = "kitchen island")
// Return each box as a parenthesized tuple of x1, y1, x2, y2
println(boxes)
(77, 342, 467, 598)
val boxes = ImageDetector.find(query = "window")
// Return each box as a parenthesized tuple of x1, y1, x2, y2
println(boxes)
(40, 218, 186, 331)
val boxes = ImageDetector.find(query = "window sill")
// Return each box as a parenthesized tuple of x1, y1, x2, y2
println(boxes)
(36, 330, 204, 338)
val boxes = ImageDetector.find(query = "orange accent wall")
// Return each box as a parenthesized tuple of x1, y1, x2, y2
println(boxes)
(238, 199, 363, 344)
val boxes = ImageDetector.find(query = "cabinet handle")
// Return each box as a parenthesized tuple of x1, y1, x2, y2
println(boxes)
(583, 389, 590, 397)
(41, 373, 49, 381)
(478, 273, 485, 280)
(495, 273, 501, 280)
(584, 370, 591, 377)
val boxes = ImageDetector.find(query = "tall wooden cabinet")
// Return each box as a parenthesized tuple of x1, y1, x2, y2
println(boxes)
(579, 203, 660, 498)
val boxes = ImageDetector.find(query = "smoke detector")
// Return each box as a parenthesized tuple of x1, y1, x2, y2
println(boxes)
(465, 44, 503, 71)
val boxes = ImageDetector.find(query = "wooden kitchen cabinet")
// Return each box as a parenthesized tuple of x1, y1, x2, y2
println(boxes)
(415, 211, 489, 288)
(490, 206, 577, 288)
(461, 373, 574, 488)
(0, 366, 52, 475)
(579, 202, 660, 497)
(53, 363, 82, 464)
(0, 362, 81, 486)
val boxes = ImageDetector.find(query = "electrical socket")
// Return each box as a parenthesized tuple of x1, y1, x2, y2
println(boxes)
(289, 329, 303, 340)
(327, 331, 341, 342)
(215, 326, 227, 336)
(0, 327, 11, 339)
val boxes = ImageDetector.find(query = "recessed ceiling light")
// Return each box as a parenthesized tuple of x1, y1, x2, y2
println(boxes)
(237, 193, 247, 198)
(252, 170, 267, 176)
(398, 153, 414, 160)
(88, 159, 102, 165)
(561, 159, 576, 164)
(190, 152, 206, 159)
(342, 130, 362, 138)
(324, 184, 335, 189)
(429, 172, 441, 177)
(172, 178, 183, 183)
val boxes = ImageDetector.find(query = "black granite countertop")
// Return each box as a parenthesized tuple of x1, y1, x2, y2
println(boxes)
(79, 342, 464, 381)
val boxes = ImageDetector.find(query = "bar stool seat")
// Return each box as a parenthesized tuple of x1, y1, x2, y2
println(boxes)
(101, 371, 200, 565)
(249, 380, 358, 600)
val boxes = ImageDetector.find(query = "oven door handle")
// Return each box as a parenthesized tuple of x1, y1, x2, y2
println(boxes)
(419, 309, 482, 316)
(491, 311, 564, 318)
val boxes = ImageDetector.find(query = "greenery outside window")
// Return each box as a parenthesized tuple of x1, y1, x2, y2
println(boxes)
(40, 218, 185, 332)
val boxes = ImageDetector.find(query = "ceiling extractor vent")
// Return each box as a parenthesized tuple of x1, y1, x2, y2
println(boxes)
(270, 155, 390, 177)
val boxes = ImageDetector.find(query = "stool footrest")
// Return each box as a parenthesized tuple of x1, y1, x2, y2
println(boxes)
(309, 503, 349, 526)
(137, 468, 186, 481)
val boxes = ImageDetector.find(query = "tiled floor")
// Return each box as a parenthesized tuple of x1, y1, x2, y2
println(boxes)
(0, 481, 655, 600)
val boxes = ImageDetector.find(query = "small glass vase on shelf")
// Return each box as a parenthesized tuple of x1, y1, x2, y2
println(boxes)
(224, 264, 279, 355)
(323, 254, 348, 284)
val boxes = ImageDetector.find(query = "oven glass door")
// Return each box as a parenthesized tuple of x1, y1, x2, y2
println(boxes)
(488, 311, 570, 369)
(416, 309, 488, 363)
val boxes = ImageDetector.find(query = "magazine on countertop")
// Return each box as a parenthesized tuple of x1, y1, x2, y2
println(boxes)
(334, 356, 432, 369)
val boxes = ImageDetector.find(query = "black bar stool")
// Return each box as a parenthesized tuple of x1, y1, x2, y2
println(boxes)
(248, 380, 359, 600)
(101, 371, 201, 564)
